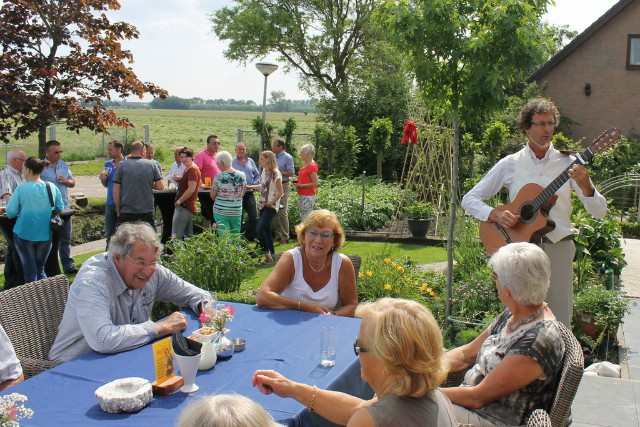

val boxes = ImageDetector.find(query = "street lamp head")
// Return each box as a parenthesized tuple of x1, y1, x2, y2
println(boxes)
(256, 62, 278, 77)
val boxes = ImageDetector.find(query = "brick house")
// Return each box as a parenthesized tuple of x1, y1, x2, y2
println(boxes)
(528, 0, 640, 143)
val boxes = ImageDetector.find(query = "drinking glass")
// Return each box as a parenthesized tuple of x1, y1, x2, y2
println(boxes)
(320, 326, 337, 367)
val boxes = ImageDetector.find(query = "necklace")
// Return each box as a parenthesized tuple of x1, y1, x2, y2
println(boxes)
(506, 303, 547, 333)
(307, 254, 328, 273)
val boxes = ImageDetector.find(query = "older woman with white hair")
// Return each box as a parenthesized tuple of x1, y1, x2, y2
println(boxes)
(211, 150, 246, 235)
(176, 394, 283, 427)
(253, 298, 457, 426)
(442, 242, 565, 426)
(295, 143, 319, 220)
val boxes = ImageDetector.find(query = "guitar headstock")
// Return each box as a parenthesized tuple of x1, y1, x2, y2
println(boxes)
(589, 127, 621, 155)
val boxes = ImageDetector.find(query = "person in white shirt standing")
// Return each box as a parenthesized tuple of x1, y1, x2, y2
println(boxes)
(461, 97, 607, 327)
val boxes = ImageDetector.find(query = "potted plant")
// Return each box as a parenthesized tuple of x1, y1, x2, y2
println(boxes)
(574, 284, 630, 340)
(403, 201, 436, 238)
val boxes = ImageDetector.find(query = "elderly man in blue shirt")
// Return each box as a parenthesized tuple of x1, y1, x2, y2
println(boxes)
(49, 222, 212, 362)
(41, 139, 77, 274)
(271, 137, 295, 244)
(232, 142, 261, 242)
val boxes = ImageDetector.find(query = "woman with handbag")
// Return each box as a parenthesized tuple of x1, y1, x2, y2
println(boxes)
(6, 157, 64, 283)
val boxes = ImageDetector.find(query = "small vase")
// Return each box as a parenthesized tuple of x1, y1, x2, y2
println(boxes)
(192, 328, 217, 370)
(215, 330, 235, 359)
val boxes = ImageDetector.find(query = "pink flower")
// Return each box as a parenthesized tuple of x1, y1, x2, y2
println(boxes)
(198, 311, 212, 323)
(225, 305, 235, 315)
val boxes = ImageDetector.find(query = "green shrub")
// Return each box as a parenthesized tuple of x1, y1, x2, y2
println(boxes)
(572, 202, 626, 276)
(357, 255, 446, 324)
(162, 229, 255, 293)
(621, 221, 640, 238)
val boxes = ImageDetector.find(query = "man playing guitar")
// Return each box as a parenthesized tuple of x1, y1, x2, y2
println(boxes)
(461, 97, 607, 327)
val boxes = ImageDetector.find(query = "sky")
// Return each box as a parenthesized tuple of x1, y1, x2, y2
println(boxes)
(111, 0, 621, 104)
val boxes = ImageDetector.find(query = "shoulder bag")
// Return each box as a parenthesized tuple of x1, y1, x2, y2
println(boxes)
(45, 182, 64, 235)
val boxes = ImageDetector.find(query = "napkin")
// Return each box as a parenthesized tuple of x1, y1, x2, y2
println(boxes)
(172, 331, 202, 356)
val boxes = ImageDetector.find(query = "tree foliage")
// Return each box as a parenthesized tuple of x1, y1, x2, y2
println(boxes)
(212, 0, 378, 98)
(0, 0, 167, 155)
(368, 117, 393, 178)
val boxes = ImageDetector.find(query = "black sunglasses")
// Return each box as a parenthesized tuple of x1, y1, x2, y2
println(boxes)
(353, 338, 369, 356)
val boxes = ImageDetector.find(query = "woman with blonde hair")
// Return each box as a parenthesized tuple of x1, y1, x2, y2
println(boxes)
(253, 298, 456, 426)
(255, 209, 358, 317)
(176, 394, 283, 427)
(255, 150, 283, 265)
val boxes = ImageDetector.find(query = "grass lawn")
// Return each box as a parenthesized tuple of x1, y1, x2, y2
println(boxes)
(0, 241, 446, 292)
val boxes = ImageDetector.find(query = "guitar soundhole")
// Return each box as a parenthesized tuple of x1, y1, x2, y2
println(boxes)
(519, 204, 536, 222)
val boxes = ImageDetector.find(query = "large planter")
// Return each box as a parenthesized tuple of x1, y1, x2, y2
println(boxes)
(407, 218, 431, 238)
(578, 311, 619, 340)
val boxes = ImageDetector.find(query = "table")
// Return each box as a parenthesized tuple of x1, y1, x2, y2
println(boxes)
(5, 302, 372, 426)
(0, 209, 75, 285)
(154, 189, 211, 243)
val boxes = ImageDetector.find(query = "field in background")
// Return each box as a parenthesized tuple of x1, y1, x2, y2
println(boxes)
(3, 109, 320, 162)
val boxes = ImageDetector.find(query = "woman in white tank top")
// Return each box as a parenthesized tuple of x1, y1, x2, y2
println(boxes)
(255, 209, 359, 317)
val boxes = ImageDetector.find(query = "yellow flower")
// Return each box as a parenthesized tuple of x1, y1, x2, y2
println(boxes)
(384, 284, 392, 291)
(427, 287, 433, 293)
(429, 291, 436, 297)
(396, 266, 404, 272)
(366, 271, 373, 277)
(391, 262, 397, 268)
(358, 272, 364, 279)
(420, 284, 427, 293)
(384, 258, 391, 264)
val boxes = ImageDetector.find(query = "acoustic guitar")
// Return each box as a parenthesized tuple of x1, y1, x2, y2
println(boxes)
(479, 127, 621, 254)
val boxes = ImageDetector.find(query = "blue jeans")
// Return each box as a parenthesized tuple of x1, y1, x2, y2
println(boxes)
(105, 204, 117, 249)
(256, 207, 277, 256)
(59, 215, 75, 272)
(13, 235, 51, 284)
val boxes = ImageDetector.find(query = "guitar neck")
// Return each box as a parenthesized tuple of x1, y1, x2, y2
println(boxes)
(530, 147, 594, 210)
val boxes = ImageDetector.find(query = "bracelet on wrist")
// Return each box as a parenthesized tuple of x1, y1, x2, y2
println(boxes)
(297, 301, 301, 310)
(308, 385, 317, 412)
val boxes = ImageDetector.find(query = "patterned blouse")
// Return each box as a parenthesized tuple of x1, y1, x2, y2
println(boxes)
(212, 170, 246, 217)
(464, 309, 565, 426)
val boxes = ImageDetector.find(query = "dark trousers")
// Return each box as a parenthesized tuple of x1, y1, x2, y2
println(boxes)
(117, 212, 156, 233)
(198, 193, 214, 221)
(3, 245, 23, 290)
(256, 207, 277, 256)
(241, 191, 258, 242)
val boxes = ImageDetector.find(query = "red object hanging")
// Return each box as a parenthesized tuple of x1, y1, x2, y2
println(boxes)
(401, 120, 418, 144)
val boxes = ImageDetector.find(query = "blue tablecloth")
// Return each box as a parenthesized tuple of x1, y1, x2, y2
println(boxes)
(6, 302, 372, 426)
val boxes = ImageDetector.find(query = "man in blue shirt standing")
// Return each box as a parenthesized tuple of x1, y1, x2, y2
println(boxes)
(232, 142, 261, 242)
(271, 137, 295, 244)
(99, 140, 125, 249)
(41, 140, 77, 274)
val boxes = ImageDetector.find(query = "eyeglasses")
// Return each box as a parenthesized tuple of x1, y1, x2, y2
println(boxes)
(15, 158, 26, 162)
(306, 229, 335, 240)
(530, 121, 556, 128)
(126, 255, 158, 268)
(491, 271, 499, 283)
(353, 338, 369, 356)
(52, 151, 63, 154)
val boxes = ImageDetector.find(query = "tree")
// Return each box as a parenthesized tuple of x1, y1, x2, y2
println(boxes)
(212, 0, 378, 99)
(367, 118, 393, 178)
(378, 0, 554, 324)
(0, 0, 167, 155)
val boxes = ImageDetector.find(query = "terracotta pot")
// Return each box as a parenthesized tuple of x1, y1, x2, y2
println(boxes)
(578, 312, 597, 339)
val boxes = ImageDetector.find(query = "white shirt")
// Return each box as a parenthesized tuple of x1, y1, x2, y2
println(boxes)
(167, 161, 186, 185)
(0, 325, 22, 383)
(462, 144, 607, 242)
(280, 247, 342, 310)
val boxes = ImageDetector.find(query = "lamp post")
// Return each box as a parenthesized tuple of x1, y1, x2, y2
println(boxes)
(256, 62, 278, 152)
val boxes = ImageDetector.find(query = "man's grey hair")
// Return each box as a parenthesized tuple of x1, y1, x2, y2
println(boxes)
(8, 149, 25, 162)
(108, 222, 163, 259)
(300, 143, 315, 157)
(488, 242, 550, 305)
(216, 151, 232, 168)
